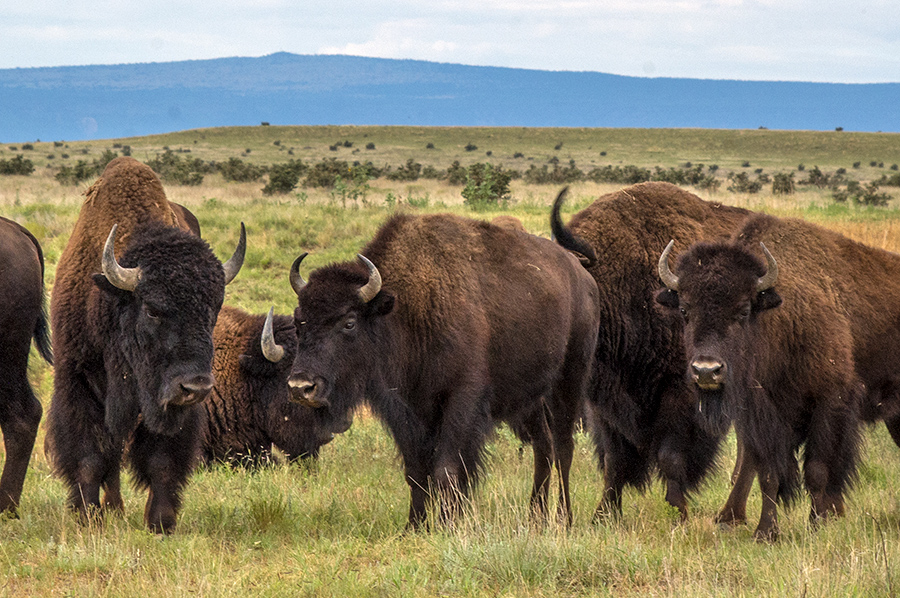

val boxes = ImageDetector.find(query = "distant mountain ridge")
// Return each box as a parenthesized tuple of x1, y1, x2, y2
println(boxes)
(2, 52, 898, 142)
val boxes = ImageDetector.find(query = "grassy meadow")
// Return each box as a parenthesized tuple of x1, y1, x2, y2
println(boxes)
(1, 125, 900, 597)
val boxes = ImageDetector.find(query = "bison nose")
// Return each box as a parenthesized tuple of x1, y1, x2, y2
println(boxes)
(691, 358, 727, 390)
(174, 374, 214, 406)
(288, 376, 329, 408)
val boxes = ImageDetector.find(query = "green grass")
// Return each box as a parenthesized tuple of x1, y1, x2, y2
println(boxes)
(2, 125, 900, 596)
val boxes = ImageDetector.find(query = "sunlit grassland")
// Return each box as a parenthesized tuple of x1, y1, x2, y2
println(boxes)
(2, 126, 900, 596)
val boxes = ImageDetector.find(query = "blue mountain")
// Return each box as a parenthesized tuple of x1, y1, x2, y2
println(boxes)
(1, 52, 898, 142)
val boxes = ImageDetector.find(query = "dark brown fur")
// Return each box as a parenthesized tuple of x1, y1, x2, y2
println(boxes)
(288, 213, 600, 528)
(0, 218, 52, 515)
(202, 306, 351, 467)
(551, 182, 751, 520)
(660, 212, 898, 540)
(46, 157, 230, 533)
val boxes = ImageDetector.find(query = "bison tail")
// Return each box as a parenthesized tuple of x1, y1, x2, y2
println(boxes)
(33, 290, 53, 365)
(550, 187, 597, 268)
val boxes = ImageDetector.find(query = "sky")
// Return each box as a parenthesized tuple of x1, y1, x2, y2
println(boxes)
(2, 1, 899, 83)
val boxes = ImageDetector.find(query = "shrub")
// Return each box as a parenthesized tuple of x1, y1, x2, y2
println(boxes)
(386, 159, 422, 182)
(554, 142, 563, 150)
(586, 164, 651, 185)
(0, 154, 35, 175)
(461, 163, 512, 209)
(426, 142, 435, 149)
(262, 160, 307, 195)
(800, 166, 831, 188)
(304, 158, 350, 188)
(21, 143, 34, 151)
(146, 150, 209, 186)
(219, 157, 265, 182)
(523, 160, 584, 185)
(464, 143, 478, 152)
(834, 181, 891, 206)
(726, 172, 762, 194)
(365, 142, 375, 150)
(772, 172, 795, 195)
(55, 160, 98, 185)
(513, 152, 524, 159)
(446, 161, 468, 185)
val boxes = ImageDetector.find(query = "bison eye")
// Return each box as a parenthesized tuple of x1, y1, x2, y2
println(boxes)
(143, 304, 163, 321)
(342, 316, 357, 332)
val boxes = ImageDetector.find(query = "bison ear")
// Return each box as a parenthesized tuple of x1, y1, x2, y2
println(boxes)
(366, 291, 395, 317)
(92, 273, 132, 299)
(754, 289, 782, 312)
(655, 288, 679, 309)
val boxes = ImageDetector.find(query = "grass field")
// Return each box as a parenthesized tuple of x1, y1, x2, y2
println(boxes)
(1, 126, 900, 597)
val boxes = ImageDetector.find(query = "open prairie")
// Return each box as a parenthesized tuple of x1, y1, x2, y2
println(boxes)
(1, 126, 900, 597)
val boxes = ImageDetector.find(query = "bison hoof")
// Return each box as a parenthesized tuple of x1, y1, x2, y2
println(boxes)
(753, 526, 779, 543)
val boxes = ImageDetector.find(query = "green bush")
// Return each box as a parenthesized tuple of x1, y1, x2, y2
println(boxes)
(55, 160, 98, 185)
(461, 163, 512, 210)
(834, 181, 891, 206)
(446, 161, 468, 185)
(146, 150, 210, 186)
(304, 158, 351, 188)
(0, 154, 35, 175)
(262, 160, 307, 195)
(772, 172, 795, 195)
(726, 172, 762, 193)
(219, 157, 265, 182)
(386, 159, 422, 181)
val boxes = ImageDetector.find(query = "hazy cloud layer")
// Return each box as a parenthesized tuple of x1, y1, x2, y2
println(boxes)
(3, 1, 898, 82)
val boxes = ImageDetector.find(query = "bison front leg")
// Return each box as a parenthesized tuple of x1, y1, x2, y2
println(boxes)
(754, 467, 780, 542)
(129, 413, 201, 534)
(0, 372, 42, 515)
(716, 434, 754, 526)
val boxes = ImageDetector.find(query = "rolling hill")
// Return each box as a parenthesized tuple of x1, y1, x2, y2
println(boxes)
(1, 52, 898, 142)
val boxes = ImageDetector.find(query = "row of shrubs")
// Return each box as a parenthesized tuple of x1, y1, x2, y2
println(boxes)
(5, 148, 897, 207)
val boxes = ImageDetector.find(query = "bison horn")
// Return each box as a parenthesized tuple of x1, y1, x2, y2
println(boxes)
(290, 253, 309, 296)
(261, 307, 285, 363)
(222, 222, 246, 285)
(658, 240, 680, 291)
(102, 224, 142, 292)
(357, 254, 382, 303)
(755, 242, 778, 292)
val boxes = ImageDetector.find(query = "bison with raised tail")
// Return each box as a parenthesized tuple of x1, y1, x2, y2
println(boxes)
(46, 157, 245, 533)
(0, 218, 53, 515)
(656, 213, 868, 541)
(201, 305, 352, 467)
(285, 212, 600, 528)
(551, 182, 751, 521)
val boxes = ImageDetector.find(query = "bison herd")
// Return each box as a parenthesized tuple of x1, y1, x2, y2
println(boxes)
(1, 156, 899, 541)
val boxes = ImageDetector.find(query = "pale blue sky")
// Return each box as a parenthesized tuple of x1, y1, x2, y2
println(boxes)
(2, 1, 898, 83)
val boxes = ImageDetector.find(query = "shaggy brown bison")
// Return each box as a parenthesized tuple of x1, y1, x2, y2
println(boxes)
(551, 182, 751, 521)
(0, 218, 53, 515)
(202, 305, 352, 467)
(656, 212, 871, 541)
(46, 157, 245, 533)
(286, 212, 600, 527)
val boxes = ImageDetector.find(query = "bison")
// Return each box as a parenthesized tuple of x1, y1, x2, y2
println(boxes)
(0, 217, 53, 515)
(550, 182, 752, 520)
(656, 212, 869, 540)
(201, 305, 352, 467)
(285, 212, 600, 528)
(46, 157, 245, 533)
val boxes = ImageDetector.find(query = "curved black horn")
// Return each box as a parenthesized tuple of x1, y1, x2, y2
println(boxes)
(658, 240, 679, 291)
(261, 306, 285, 363)
(550, 186, 597, 267)
(357, 254, 382, 303)
(756, 242, 778, 292)
(290, 253, 308, 296)
(102, 224, 142, 292)
(222, 222, 246, 285)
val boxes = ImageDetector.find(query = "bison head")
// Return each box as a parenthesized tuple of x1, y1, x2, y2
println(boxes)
(94, 222, 244, 435)
(655, 240, 782, 434)
(285, 253, 394, 417)
(244, 308, 354, 461)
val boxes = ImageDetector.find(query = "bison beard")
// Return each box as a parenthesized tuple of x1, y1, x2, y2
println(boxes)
(286, 212, 600, 528)
(657, 215, 865, 541)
